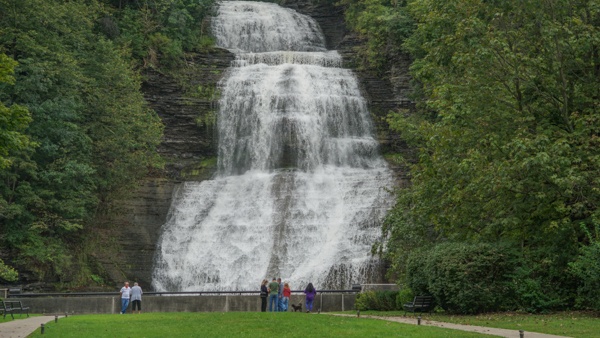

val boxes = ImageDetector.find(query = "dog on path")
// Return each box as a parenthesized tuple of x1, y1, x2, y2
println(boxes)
(291, 303, 302, 312)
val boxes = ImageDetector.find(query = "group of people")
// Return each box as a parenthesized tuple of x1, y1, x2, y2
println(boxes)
(119, 281, 143, 314)
(119, 278, 317, 314)
(260, 278, 317, 313)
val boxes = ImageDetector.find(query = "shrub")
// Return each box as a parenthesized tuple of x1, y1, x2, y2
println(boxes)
(355, 290, 400, 311)
(0, 258, 18, 282)
(570, 243, 600, 310)
(376, 291, 399, 311)
(406, 242, 520, 314)
(395, 287, 415, 310)
(355, 291, 375, 311)
(569, 223, 600, 310)
(512, 268, 567, 313)
(405, 247, 429, 296)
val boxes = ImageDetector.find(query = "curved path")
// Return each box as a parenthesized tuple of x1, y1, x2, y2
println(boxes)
(329, 314, 572, 338)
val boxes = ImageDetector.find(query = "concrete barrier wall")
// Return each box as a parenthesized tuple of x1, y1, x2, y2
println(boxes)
(12, 293, 357, 315)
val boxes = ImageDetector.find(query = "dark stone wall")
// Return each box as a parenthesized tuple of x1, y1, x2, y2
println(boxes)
(142, 49, 235, 179)
(279, 0, 348, 50)
(102, 1, 412, 290)
(13, 293, 356, 314)
(98, 179, 178, 289)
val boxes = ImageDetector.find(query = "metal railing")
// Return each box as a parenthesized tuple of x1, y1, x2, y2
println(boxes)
(11, 289, 358, 298)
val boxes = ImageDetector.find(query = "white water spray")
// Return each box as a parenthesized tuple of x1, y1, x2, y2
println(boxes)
(152, 1, 394, 291)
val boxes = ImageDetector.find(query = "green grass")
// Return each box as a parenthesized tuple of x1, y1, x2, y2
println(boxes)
(28, 312, 494, 337)
(354, 311, 600, 338)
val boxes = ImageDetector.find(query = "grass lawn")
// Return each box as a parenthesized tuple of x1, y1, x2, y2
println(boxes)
(28, 312, 494, 337)
(354, 311, 600, 338)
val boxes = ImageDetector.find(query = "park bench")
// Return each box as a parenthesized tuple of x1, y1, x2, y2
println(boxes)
(7, 301, 30, 317)
(1, 300, 15, 319)
(403, 295, 434, 314)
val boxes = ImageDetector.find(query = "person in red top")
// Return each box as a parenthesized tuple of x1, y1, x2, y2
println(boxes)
(282, 282, 291, 311)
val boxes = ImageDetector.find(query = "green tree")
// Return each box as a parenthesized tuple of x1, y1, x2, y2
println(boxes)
(107, 0, 217, 67)
(80, 38, 163, 202)
(338, 0, 414, 72)
(0, 258, 18, 282)
(0, 53, 35, 282)
(0, 0, 162, 282)
(569, 222, 600, 310)
(0, 53, 34, 169)
(382, 0, 600, 310)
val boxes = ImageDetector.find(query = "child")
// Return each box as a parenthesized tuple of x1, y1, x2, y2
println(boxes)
(282, 282, 291, 311)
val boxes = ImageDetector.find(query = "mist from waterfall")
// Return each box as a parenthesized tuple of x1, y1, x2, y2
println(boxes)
(152, 1, 394, 291)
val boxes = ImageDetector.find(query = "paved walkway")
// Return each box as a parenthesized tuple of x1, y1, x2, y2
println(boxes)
(0, 316, 61, 338)
(330, 314, 572, 338)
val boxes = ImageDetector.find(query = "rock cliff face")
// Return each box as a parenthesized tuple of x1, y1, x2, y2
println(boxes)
(143, 49, 234, 179)
(280, 0, 413, 178)
(104, 1, 412, 290)
(101, 50, 235, 288)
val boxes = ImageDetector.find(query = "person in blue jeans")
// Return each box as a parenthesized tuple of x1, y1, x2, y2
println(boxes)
(268, 278, 279, 312)
(282, 282, 291, 311)
(119, 281, 131, 314)
(277, 277, 284, 311)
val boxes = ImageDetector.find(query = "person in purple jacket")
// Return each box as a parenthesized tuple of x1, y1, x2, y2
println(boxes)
(303, 282, 317, 313)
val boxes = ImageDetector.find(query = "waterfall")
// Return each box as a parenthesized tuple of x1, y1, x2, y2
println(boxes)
(151, 0, 394, 291)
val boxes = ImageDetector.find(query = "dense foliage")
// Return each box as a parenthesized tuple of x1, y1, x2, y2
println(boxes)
(103, 0, 216, 67)
(0, 53, 34, 171)
(355, 290, 401, 311)
(406, 243, 520, 314)
(342, 0, 600, 312)
(569, 223, 600, 310)
(338, 0, 413, 72)
(0, 0, 215, 285)
(354, 288, 417, 311)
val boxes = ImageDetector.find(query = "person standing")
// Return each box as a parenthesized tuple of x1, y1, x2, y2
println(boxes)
(260, 279, 268, 312)
(304, 282, 317, 313)
(282, 282, 291, 312)
(130, 282, 143, 314)
(119, 281, 131, 314)
(277, 277, 284, 312)
(268, 278, 279, 312)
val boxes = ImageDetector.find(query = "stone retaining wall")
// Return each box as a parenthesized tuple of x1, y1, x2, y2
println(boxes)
(12, 293, 356, 315)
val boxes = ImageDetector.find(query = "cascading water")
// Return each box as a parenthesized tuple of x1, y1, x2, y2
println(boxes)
(152, 0, 394, 291)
